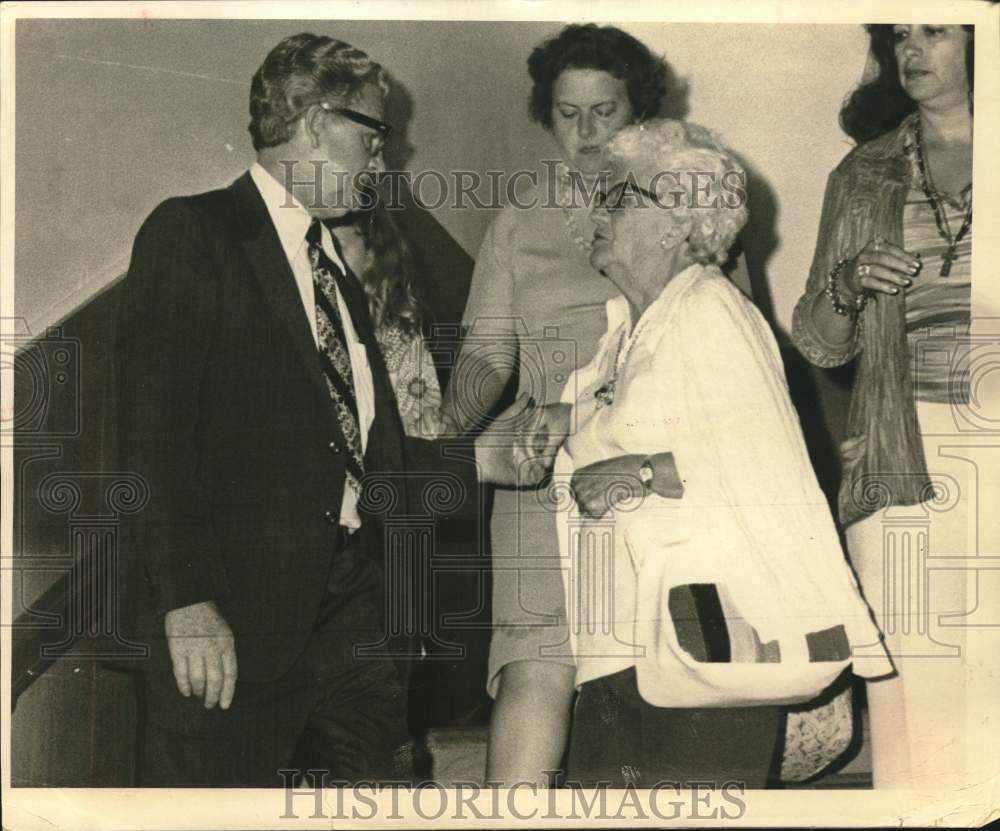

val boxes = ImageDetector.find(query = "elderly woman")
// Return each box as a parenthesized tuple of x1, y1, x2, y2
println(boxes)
(792, 25, 975, 789)
(537, 119, 890, 787)
(438, 24, 674, 785)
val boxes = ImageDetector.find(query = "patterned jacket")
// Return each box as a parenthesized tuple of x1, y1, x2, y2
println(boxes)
(792, 113, 932, 527)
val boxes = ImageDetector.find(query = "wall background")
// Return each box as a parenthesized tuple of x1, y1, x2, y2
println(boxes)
(15, 19, 869, 340)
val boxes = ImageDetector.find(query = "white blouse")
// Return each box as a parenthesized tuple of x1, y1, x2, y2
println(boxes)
(553, 263, 891, 704)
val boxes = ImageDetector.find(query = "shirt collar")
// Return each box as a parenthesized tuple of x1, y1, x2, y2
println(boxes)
(249, 162, 349, 276)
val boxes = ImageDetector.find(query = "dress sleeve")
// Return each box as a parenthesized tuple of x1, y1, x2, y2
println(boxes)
(444, 210, 520, 430)
(461, 210, 517, 338)
(791, 167, 863, 368)
(379, 324, 444, 438)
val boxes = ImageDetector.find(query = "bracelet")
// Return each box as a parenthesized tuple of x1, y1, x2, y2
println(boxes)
(824, 257, 868, 317)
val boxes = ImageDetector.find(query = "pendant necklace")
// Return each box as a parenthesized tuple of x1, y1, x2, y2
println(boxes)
(593, 317, 651, 408)
(913, 119, 972, 277)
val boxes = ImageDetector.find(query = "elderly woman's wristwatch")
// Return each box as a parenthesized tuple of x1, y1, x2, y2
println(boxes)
(638, 458, 655, 491)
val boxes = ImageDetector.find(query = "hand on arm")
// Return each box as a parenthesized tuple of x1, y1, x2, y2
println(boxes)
(164, 600, 237, 709)
(514, 401, 571, 471)
(474, 394, 554, 486)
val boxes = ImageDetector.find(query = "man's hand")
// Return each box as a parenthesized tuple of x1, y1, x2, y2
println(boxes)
(475, 394, 549, 486)
(164, 600, 237, 710)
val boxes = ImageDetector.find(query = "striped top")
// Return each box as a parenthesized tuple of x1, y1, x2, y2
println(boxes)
(902, 134, 972, 405)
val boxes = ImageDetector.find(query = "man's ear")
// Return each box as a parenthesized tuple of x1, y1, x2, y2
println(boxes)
(303, 104, 328, 149)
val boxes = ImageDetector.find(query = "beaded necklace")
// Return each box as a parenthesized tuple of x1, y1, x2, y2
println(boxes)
(553, 163, 599, 254)
(592, 315, 653, 408)
(913, 119, 972, 277)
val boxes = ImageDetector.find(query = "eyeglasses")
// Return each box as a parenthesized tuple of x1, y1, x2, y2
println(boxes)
(289, 101, 393, 156)
(598, 181, 664, 213)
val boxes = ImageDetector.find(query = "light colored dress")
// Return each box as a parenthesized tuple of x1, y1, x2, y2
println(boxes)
(461, 179, 619, 696)
(553, 263, 891, 698)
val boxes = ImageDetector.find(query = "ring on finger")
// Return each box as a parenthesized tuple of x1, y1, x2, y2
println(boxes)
(858, 264, 871, 277)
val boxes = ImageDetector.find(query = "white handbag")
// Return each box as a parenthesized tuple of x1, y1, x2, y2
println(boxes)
(626, 506, 858, 709)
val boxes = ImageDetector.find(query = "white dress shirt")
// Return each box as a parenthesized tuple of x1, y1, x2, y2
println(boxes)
(249, 162, 375, 529)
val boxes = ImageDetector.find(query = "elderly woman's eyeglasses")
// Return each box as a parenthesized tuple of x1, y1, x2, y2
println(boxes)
(289, 101, 393, 156)
(598, 182, 665, 213)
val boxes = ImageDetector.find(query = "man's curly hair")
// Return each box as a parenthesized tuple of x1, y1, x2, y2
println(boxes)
(248, 32, 388, 151)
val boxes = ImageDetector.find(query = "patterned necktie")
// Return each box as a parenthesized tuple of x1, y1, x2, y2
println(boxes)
(306, 218, 364, 493)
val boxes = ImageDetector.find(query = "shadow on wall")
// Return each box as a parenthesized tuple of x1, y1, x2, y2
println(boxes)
(658, 59, 691, 122)
(384, 71, 416, 173)
(739, 156, 781, 335)
(723, 148, 855, 517)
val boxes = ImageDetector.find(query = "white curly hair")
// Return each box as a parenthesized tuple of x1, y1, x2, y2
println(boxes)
(604, 118, 748, 265)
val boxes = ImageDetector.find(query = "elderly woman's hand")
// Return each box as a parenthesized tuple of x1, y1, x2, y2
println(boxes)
(571, 452, 684, 518)
(571, 454, 650, 519)
(844, 237, 921, 298)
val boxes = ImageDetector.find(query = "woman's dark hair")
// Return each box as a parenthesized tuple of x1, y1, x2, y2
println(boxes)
(359, 203, 424, 335)
(527, 24, 668, 129)
(839, 24, 974, 144)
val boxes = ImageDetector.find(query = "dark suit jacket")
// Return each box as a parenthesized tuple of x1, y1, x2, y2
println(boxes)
(116, 171, 475, 686)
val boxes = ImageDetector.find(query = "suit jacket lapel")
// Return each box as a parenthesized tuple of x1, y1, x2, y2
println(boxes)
(230, 173, 345, 432)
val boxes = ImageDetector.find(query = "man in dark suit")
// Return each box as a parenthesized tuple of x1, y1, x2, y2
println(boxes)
(116, 32, 542, 787)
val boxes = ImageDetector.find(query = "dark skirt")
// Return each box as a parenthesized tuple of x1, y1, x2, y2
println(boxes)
(565, 667, 782, 788)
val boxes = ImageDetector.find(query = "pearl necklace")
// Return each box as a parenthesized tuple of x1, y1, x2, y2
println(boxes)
(554, 163, 597, 254)
(593, 317, 652, 408)
(561, 205, 593, 253)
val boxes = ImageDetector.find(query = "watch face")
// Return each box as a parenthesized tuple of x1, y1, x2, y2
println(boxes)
(639, 462, 654, 485)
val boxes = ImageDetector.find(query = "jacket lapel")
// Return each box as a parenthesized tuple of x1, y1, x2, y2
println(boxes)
(230, 173, 345, 432)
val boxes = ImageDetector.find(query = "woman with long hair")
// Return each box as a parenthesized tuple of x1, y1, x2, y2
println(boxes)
(792, 24, 975, 789)
(330, 202, 443, 437)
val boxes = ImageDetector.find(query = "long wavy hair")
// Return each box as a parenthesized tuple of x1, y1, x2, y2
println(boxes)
(358, 203, 424, 336)
(839, 24, 974, 144)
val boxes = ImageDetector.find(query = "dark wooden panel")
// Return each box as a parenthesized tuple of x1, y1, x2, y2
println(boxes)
(11, 659, 140, 787)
